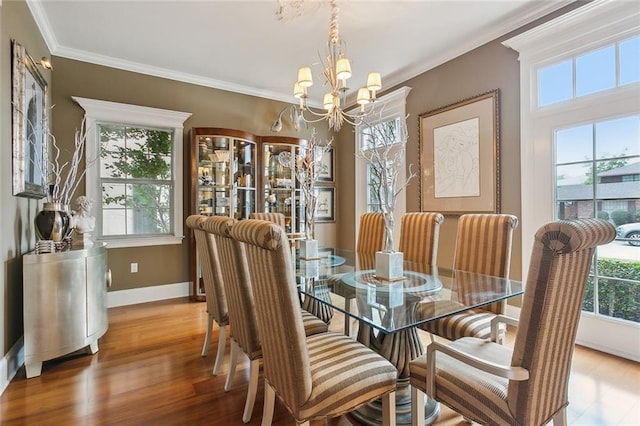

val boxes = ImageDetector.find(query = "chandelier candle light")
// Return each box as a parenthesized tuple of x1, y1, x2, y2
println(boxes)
(293, 0, 382, 131)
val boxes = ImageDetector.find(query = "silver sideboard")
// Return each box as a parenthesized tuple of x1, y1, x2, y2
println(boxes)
(23, 243, 110, 378)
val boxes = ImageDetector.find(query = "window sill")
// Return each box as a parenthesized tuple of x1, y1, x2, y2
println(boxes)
(98, 235, 184, 249)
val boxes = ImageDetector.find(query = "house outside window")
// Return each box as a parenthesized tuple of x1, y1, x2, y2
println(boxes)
(73, 97, 191, 248)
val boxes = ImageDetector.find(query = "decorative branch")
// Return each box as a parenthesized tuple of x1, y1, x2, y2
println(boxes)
(292, 128, 333, 240)
(13, 104, 96, 206)
(356, 113, 417, 252)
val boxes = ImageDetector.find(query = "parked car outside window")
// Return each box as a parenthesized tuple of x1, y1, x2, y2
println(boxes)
(616, 222, 640, 246)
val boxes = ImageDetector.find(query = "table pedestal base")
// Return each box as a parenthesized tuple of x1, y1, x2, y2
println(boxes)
(350, 382, 439, 426)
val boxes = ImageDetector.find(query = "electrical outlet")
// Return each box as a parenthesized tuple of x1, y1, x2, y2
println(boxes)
(130, 263, 138, 273)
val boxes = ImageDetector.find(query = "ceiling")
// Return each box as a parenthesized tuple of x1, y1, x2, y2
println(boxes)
(28, 0, 572, 107)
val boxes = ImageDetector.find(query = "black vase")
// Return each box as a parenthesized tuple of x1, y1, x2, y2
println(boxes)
(34, 203, 72, 242)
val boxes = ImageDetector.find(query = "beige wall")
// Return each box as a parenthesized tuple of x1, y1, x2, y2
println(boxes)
(51, 58, 336, 291)
(336, 3, 585, 284)
(1, 0, 585, 361)
(335, 37, 523, 278)
(1, 1, 52, 358)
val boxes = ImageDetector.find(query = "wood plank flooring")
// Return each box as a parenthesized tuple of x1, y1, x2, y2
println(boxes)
(1, 297, 638, 425)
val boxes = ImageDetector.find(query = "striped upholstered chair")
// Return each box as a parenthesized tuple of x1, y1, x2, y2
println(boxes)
(201, 216, 327, 423)
(399, 212, 444, 265)
(357, 211, 385, 263)
(185, 215, 228, 375)
(420, 213, 518, 343)
(249, 212, 286, 229)
(231, 219, 397, 426)
(409, 218, 615, 426)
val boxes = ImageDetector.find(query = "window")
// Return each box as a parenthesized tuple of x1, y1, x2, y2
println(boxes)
(504, 1, 640, 360)
(361, 118, 404, 213)
(538, 34, 640, 107)
(354, 87, 411, 247)
(73, 97, 191, 248)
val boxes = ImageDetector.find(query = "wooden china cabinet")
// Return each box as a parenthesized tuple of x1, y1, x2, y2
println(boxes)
(188, 129, 307, 301)
(189, 128, 258, 301)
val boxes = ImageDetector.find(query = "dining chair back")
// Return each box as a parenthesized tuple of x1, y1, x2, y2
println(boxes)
(409, 218, 616, 426)
(332, 212, 384, 335)
(356, 212, 385, 255)
(201, 216, 328, 423)
(399, 212, 444, 265)
(420, 213, 518, 342)
(185, 215, 228, 376)
(231, 219, 397, 426)
(249, 212, 286, 229)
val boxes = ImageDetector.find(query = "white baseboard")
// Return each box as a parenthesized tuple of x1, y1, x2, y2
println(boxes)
(108, 282, 190, 308)
(1, 337, 24, 396)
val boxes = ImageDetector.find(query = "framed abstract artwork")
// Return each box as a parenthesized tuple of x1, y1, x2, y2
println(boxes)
(419, 89, 500, 214)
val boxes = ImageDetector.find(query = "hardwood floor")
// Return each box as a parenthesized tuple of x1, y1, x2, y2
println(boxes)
(1, 298, 638, 425)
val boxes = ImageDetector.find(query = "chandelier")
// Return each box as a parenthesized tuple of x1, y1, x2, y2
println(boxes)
(293, 0, 382, 131)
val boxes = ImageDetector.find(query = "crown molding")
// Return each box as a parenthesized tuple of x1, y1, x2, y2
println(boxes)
(28, 0, 575, 105)
(382, 0, 576, 91)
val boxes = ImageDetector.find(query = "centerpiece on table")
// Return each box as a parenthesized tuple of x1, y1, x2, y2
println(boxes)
(33, 116, 93, 249)
(358, 114, 416, 280)
(288, 128, 332, 260)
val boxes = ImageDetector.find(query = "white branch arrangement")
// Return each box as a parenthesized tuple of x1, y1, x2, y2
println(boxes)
(294, 128, 333, 240)
(357, 114, 417, 252)
(15, 104, 95, 207)
(46, 117, 94, 206)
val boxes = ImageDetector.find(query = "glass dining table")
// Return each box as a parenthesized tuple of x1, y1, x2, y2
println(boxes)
(293, 247, 524, 426)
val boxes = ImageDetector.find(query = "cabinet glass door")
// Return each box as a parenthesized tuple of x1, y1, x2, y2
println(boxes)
(233, 140, 256, 219)
(191, 128, 257, 301)
(262, 143, 305, 235)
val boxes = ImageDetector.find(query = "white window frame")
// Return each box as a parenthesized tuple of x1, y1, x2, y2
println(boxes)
(503, 0, 640, 361)
(355, 86, 412, 247)
(73, 96, 191, 248)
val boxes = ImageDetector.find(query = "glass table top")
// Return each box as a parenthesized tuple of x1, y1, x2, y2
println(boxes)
(295, 247, 524, 333)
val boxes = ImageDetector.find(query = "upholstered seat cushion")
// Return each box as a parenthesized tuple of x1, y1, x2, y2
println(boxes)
(301, 310, 329, 336)
(409, 337, 514, 424)
(420, 308, 505, 341)
(277, 331, 397, 421)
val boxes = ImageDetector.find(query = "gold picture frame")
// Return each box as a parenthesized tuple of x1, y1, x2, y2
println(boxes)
(419, 90, 500, 214)
(11, 40, 48, 199)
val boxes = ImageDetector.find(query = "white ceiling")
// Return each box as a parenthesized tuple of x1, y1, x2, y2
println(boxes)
(28, 0, 572, 106)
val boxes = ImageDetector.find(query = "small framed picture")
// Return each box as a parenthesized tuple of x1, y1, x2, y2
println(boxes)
(315, 147, 334, 183)
(314, 187, 335, 222)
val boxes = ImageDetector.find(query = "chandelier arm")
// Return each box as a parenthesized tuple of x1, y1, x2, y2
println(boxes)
(291, 0, 381, 132)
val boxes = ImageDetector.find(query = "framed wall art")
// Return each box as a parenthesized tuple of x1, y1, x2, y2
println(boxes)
(314, 187, 335, 222)
(419, 89, 500, 214)
(11, 40, 48, 199)
(315, 146, 334, 183)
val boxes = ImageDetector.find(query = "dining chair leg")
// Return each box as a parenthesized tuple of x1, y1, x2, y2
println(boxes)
(212, 324, 227, 376)
(261, 384, 276, 426)
(242, 358, 260, 423)
(201, 314, 214, 356)
(411, 386, 424, 426)
(382, 391, 396, 426)
(552, 408, 568, 426)
(224, 339, 239, 390)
